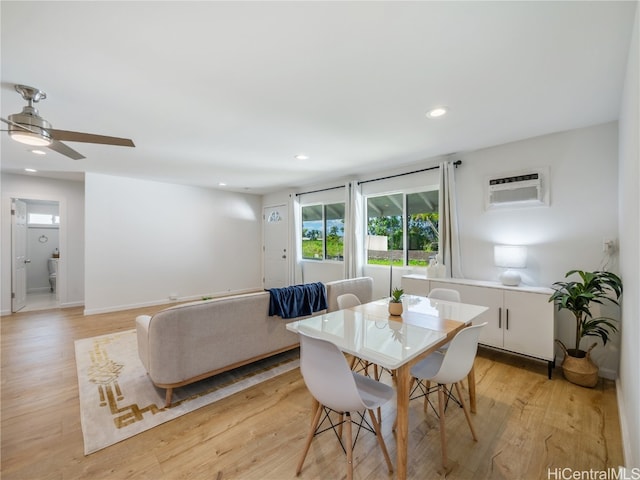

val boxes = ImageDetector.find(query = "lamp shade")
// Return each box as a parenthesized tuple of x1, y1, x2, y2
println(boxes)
(494, 245, 527, 268)
(494, 245, 527, 286)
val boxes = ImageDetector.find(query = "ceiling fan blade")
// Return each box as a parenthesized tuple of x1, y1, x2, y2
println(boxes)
(48, 140, 85, 160)
(1, 116, 35, 133)
(49, 128, 135, 147)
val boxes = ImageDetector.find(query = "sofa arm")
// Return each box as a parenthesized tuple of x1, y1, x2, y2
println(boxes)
(136, 315, 152, 373)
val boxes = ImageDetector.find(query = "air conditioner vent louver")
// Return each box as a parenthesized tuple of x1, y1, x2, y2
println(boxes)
(489, 173, 539, 186)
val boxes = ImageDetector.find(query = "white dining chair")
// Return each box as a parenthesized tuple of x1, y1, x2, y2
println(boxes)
(428, 288, 461, 354)
(295, 329, 394, 480)
(428, 288, 461, 303)
(336, 293, 375, 377)
(409, 322, 487, 469)
(336, 293, 362, 309)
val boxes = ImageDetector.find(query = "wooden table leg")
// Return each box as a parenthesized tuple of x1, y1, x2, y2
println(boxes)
(396, 364, 410, 480)
(467, 365, 476, 414)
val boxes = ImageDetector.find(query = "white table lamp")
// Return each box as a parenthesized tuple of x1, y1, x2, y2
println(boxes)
(494, 245, 527, 286)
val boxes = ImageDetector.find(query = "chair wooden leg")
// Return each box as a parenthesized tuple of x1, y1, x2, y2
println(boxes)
(338, 413, 344, 439)
(437, 385, 448, 469)
(296, 403, 323, 475)
(423, 380, 431, 413)
(345, 412, 353, 480)
(454, 382, 478, 441)
(368, 409, 393, 473)
(349, 356, 357, 370)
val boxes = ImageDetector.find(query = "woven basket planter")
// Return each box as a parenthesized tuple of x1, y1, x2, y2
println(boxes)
(556, 340, 599, 388)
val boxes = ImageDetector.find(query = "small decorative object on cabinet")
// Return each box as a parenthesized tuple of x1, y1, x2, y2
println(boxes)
(549, 270, 622, 387)
(389, 287, 404, 316)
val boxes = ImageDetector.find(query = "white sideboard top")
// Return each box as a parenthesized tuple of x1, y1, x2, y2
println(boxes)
(402, 274, 554, 295)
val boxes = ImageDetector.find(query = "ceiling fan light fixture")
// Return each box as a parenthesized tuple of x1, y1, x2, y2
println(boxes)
(10, 130, 52, 146)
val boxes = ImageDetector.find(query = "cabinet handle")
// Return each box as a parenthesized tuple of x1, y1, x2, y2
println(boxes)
(498, 307, 502, 328)
(506, 309, 509, 330)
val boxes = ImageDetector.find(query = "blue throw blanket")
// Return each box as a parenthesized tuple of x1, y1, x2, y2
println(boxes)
(267, 282, 328, 319)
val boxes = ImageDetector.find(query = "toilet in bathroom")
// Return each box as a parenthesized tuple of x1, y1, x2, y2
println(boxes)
(48, 258, 58, 294)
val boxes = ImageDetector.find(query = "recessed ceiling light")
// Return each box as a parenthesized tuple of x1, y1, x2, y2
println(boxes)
(30, 149, 46, 155)
(218, 182, 227, 187)
(295, 154, 309, 160)
(24, 168, 38, 173)
(426, 107, 448, 118)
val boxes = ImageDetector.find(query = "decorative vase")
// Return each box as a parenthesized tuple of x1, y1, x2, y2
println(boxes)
(388, 302, 403, 316)
(556, 340, 599, 388)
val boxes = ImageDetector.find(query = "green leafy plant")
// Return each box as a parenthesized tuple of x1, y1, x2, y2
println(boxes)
(391, 287, 404, 303)
(549, 270, 622, 356)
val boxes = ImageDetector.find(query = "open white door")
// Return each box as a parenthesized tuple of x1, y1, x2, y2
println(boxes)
(263, 204, 289, 289)
(11, 199, 28, 312)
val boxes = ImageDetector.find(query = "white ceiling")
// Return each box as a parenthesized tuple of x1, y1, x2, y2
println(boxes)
(1, 1, 637, 194)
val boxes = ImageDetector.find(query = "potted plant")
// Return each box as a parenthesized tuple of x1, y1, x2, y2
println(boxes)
(549, 269, 622, 387)
(389, 287, 404, 316)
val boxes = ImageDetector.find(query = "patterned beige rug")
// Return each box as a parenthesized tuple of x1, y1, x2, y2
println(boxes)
(75, 329, 299, 455)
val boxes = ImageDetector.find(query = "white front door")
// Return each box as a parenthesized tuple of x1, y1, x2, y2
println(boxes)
(11, 199, 28, 312)
(263, 204, 289, 289)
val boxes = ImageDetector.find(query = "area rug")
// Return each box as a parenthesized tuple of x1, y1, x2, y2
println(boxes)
(75, 329, 299, 455)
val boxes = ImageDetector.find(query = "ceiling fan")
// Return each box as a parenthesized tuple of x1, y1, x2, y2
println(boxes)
(1, 84, 135, 160)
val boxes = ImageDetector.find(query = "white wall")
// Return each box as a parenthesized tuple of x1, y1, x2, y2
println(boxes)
(456, 123, 619, 287)
(85, 173, 263, 314)
(1, 174, 85, 313)
(617, 6, 639, 468)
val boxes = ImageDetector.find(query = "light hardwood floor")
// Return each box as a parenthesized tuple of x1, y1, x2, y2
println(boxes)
(1, 306, 623, 480)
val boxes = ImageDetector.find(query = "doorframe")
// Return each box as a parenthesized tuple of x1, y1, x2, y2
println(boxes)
(2, 193, 67, 314)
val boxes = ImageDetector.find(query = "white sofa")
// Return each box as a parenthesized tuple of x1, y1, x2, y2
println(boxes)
(136, 277, 373, 406)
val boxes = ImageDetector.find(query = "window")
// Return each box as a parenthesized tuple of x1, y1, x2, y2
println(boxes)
(366, 189, 438, 267)
(301, 203, 345, 261)
(28, 213, 60, 225)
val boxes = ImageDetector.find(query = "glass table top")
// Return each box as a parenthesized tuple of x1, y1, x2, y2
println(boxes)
(286, 295, 488, 370)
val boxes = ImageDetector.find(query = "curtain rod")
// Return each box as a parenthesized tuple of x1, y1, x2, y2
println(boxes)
(295, 184, 346, 197)
(357, 160, 461, 186)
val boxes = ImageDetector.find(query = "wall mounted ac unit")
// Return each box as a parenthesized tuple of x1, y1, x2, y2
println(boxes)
(486, 168, 548, 209)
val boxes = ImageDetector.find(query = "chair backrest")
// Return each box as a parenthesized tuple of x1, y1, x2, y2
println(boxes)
(336, 293, 361, 310)
(431, 323, 487, 384)
(298, 329, 367, 413)
(428, 288, 461, 303)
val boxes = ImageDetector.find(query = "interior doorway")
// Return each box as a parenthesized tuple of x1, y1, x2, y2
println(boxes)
(11, 197, 61, 312)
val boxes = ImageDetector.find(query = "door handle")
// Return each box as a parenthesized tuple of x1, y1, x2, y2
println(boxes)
(24, 259, 31, 264)
(498, 307, 502, 328)
(282, 255, 287, 259)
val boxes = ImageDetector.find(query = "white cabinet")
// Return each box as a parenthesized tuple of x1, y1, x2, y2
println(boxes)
(402, 275, 556, 377)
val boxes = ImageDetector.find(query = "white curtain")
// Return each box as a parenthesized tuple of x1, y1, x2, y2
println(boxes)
(344, 181, 364, 279)
(292, 194, 304, 284)
(438, 161, 463, 278)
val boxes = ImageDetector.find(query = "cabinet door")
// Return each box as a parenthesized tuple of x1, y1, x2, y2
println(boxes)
(431, 282, 504, 349)
(503, 290, 554, 360)
(401, 277, 430, 296)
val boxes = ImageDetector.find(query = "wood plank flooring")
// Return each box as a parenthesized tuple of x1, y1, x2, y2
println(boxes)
(1, 306, 623, 479)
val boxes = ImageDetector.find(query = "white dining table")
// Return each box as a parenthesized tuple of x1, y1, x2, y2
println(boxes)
(286, 294, 488, 480)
